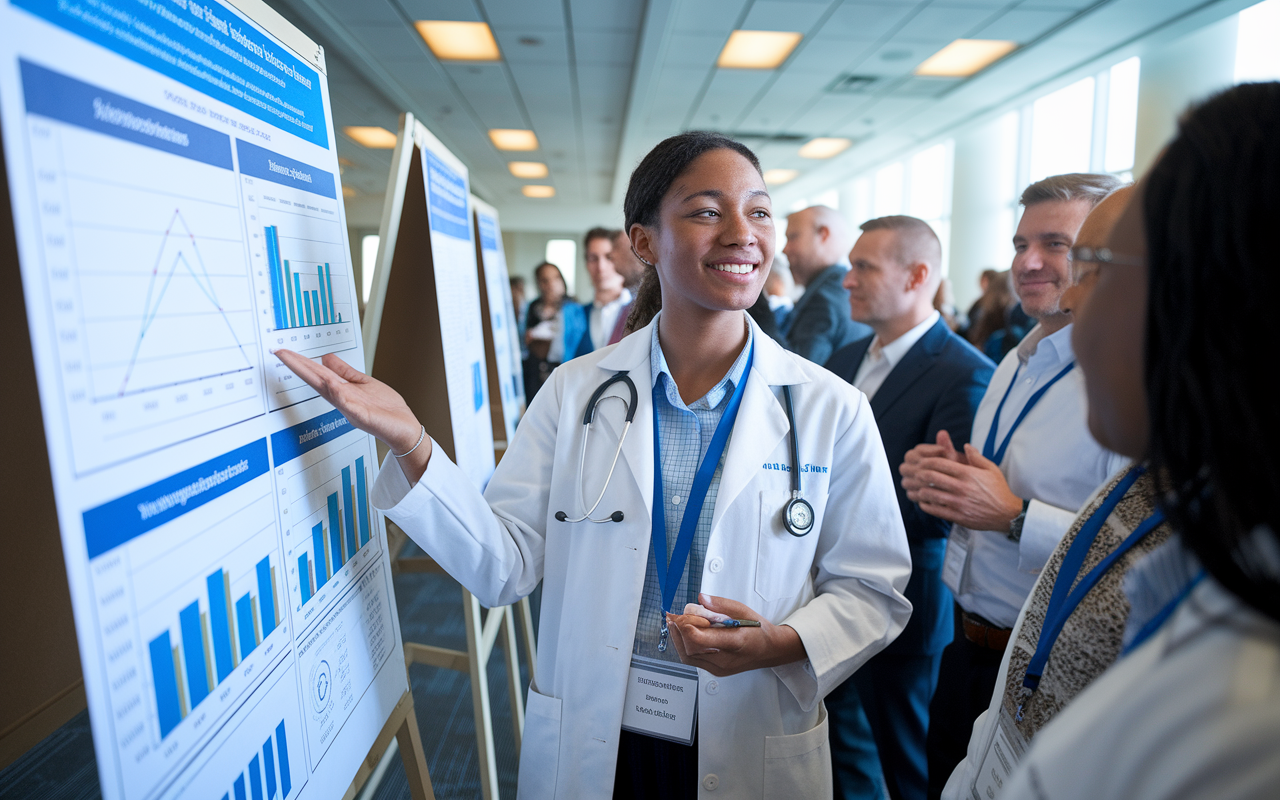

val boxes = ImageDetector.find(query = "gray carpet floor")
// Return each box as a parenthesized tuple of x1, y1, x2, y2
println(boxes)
(0, 540, 535, 800)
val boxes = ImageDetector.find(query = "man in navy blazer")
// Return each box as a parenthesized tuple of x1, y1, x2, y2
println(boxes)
(824, 216, 995, 800)
(780, 205, 872, 364)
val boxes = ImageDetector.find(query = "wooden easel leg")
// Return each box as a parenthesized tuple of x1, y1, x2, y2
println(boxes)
(500, 607, 524, 755)
(464, 589, 501, 800)
(396, 693, 436, 800)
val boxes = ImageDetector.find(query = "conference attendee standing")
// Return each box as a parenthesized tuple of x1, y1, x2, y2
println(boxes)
(898, 174, 1129, 798)
(579, 227, 631, 355)
(780, 206, 871, 364)
(608, 228, 646, 344)
(825, 216, 995, 800)
(524, 262, 586, 400)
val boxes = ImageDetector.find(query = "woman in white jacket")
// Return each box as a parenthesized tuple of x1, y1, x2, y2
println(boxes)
(277, 131, 912, 799)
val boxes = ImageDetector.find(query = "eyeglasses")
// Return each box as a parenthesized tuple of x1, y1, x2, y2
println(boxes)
(1069, 246, 1145, 282)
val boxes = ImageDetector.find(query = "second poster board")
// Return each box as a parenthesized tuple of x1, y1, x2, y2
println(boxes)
(471, 196, 525, 448)
(363, 114, 495, 490)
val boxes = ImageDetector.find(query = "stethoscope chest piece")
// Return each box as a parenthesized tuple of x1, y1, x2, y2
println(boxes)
(784, 496, 814, 537)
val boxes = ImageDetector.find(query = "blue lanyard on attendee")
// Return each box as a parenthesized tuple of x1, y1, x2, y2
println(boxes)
(983, 361, 1076, 464)
(1021, 467, 1164, 704)
(651, 342, 754, 651)
(1121, 569, 1207, 656)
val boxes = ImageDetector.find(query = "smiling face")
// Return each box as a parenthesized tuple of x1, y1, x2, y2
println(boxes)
(1011, 198, 1093, 321)
(584, 235, 622, 293)
(631, 148, 773, 323)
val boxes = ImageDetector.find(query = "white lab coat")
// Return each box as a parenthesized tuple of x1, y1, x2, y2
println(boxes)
(1000, 575, 1280, 799)
(372, 314, 912, 799)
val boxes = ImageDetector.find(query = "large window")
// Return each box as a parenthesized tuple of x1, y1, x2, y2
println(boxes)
(840, 142, 954, 274)
(1026, 57, 1141, 185)
(1236, 0, 1280, 82)
(544, 239, 577, 296)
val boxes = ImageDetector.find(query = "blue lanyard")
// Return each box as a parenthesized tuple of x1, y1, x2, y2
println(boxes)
(1022, 467, 1163, 693)
(983, 361, 1075, 464)
(650, 342, 754, 621)
(1121, 569, 1207, 656)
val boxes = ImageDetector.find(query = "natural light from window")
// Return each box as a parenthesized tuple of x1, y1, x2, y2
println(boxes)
(1236, 0, 1280, 82)
(1029, 77, 1095, 183)
(361, 234, 379, 304)
(545, 239, 577, 296)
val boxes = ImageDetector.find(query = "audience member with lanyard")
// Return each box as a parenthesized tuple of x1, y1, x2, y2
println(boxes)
(937, 186, 1178, 798)
(898, 173, 1130, 795)
(997, 81, 1280, 800)
(274, 131, 912, 799)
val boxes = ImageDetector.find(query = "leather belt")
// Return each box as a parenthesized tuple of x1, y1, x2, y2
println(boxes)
(961, 611, 1012, 652)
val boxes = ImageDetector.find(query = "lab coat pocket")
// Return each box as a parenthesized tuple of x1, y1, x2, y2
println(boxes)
(762, 702, 832, 798)
(517, 685, 562, 799)
(755, 490, 821, 601)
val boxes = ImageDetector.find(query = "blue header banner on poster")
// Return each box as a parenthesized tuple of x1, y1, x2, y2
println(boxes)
(477, 211, 499, 252)
(426, 149, 471, 241)
(21, 60, 233, 170)
(13, 0, 328, 148)
(83, 440, 270, 558)
(237, 139, 335, 198)
(270, 408, 353, 466)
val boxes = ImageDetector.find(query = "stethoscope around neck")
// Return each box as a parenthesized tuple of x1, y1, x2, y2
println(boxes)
(554, 371, 815, 537)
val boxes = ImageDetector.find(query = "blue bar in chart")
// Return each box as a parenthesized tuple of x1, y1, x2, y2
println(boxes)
(327, 493, 344, 569)
(356, 456, 370, 547)
(178, 601, 210, 707)
(342, 466, 357, 561)
(149, 631, 182, 737)
(317, 265, 329, 324)
(298, 553, 312, 603)
(256, 557, 276, 636)
(325, 263, 335, 322)
(265, 226, 286, 329)
(263, 734, 278, 799)
(276, 720, 292, 796)
(234, 774, 247, 800)
(249, 753, 264, 800)
(236, 594, 257, 660)
(208, 570, 235, 682)
(310, 523, 327, 590)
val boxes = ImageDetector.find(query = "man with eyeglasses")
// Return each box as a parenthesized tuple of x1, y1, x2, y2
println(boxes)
(898, 173, 1130, 798)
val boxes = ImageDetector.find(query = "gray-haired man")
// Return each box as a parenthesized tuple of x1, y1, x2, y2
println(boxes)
(898, 174, 1130, 797)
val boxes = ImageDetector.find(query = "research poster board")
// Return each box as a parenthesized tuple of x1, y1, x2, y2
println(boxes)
(471, 195, 524, 445)
(0, 1, 407, 799)
(365, 115, 495, 490)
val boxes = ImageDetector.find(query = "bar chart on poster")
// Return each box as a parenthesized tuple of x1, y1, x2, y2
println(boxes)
(1, 1, 407, 799)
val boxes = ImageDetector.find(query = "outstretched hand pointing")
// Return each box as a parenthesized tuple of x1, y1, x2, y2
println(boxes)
(273, 349, 432, 480)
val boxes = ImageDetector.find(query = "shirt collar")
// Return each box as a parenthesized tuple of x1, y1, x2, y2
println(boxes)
(650, 311, 753, 411)
(872, 310, 939, 370)
(1017, 321, 1075, 369)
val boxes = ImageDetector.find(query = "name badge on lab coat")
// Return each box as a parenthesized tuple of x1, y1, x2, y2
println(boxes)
(620, 655, 698, 745)
(943, 526, 973, 596)
(970, 706, 1029, 800)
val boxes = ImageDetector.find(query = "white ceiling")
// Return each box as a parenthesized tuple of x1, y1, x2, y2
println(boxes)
(266, 0, 1251, 231)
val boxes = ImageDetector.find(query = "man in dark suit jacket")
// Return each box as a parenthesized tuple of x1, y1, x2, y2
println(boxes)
(824, 216, 995, 800)
(780, 205, 872, 363)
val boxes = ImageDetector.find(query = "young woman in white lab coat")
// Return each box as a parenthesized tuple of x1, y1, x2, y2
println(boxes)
(276, 132, 912, 799)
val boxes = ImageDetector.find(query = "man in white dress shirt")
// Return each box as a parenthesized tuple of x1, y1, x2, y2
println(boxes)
(580, 227, 631, 354)
(898, 174, 1128, 797)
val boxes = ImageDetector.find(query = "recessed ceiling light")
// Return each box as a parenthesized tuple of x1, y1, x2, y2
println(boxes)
(489, 129, 539, 151)
(798, 137, 851, 159)
(717, 30, 803, 69)
(915, 39, 1017, 77)
(415, 21, 501, 61)
(344, 126, 398, 148)
(763, 169, 798, 185)
(509, 161, 549, 178)
(522, 185, 555, 198)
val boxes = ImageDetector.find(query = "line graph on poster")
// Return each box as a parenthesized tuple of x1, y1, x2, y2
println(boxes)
(26, 111, 265, 474)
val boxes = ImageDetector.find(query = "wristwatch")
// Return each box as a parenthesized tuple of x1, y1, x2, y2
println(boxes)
(1007, 499, 1031, 542)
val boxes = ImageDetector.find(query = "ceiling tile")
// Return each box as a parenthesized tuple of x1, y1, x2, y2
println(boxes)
(742, 1, 831, 32)
(973, 8, 1077, 42)
(567, 0, 645, 31)
(573, 29, 641, 66)
(348, 23, 429, 60)
(673, 0, 751, 34)
(397, 0, 483, 22)
(662, 33, 727, 69)
(480, 0, 566, 29)
(492, 27, 570, 64)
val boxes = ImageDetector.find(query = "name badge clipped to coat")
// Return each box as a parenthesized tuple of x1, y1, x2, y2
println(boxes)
(620, 655, 698, 745)
(943, 526, 973, 596)
(969, 706, 1029, 800)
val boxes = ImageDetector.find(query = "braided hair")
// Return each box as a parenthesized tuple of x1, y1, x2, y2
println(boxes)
(1143, 81, 1280, 623)
(621, 132, 762, 334)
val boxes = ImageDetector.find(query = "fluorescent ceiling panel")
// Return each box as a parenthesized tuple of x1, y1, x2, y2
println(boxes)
(522, 185, 556, 198)
(717, 30, 803, 69)
(798, 137, 851, 159)
(915, 39, 1017, 77)
(344, 126, 398, 148)
(763, 168, 798, 185)
(415, 21, 501, 61)
(509, 161, 549, 178)
(489, 129, 540, 151)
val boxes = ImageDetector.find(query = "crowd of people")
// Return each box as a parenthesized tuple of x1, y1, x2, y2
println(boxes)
(280, 82, 1279, 799)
